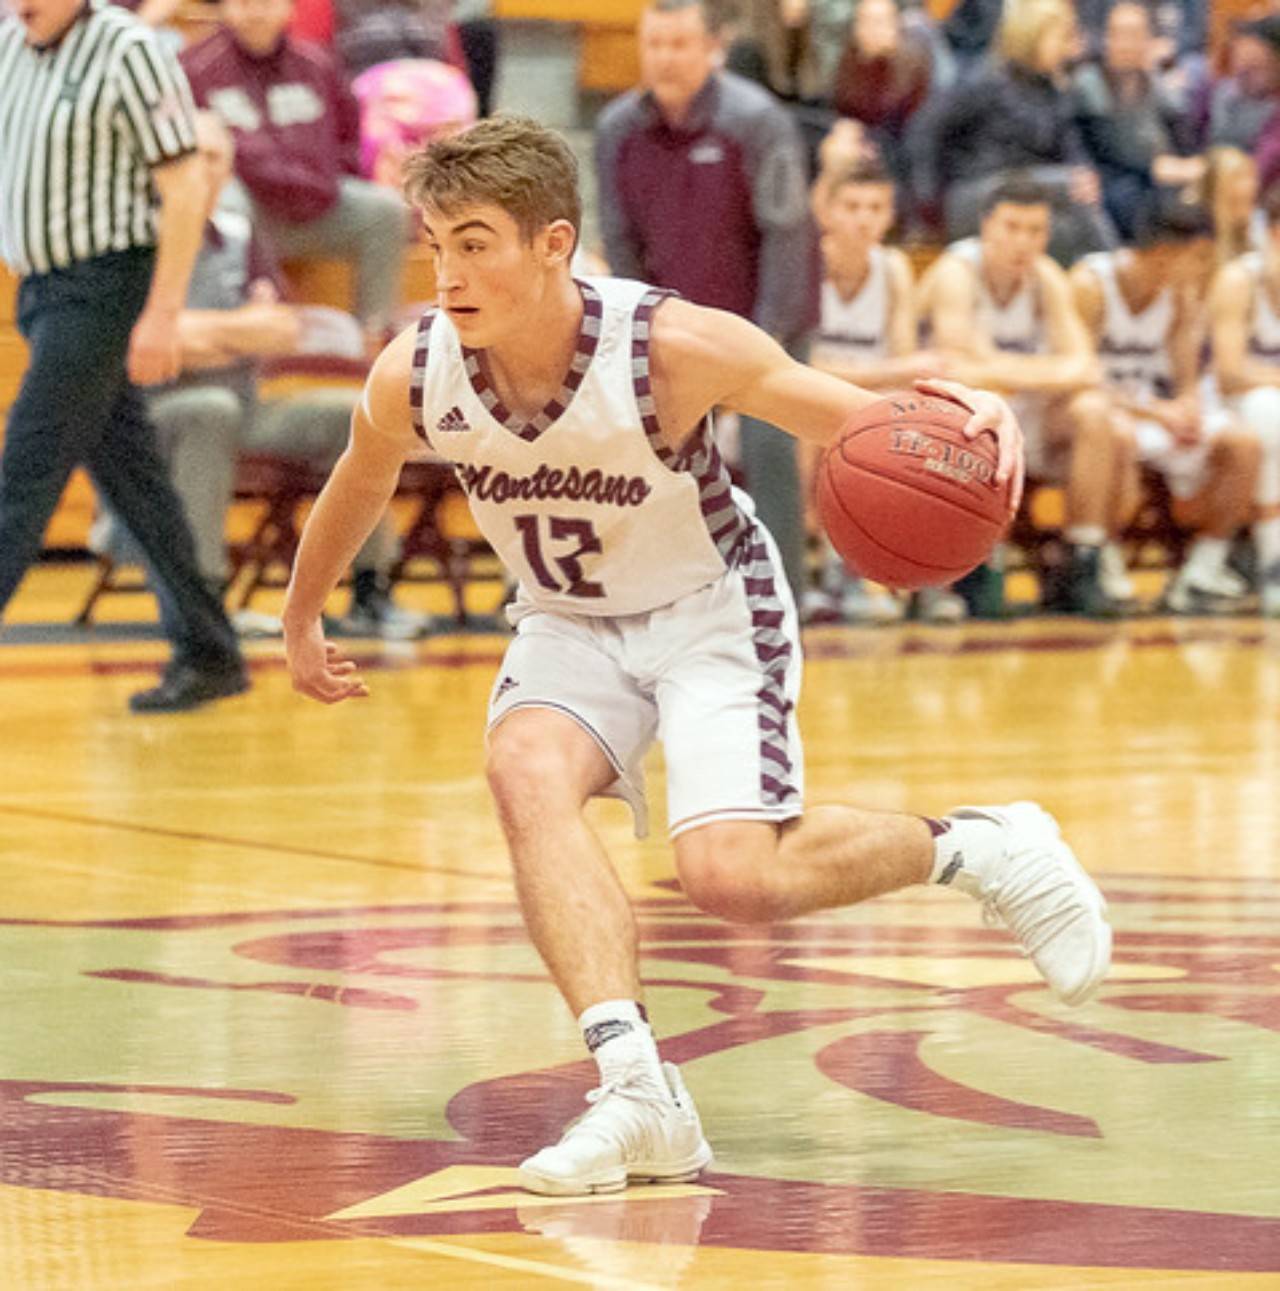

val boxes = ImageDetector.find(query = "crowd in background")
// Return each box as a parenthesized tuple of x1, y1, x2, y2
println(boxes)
(9, 0, 1280, 632)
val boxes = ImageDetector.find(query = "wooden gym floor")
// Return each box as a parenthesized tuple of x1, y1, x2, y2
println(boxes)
(2, 564, 1279, 1290)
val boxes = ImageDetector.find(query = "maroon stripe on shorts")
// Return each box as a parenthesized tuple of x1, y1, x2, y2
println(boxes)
(737, 531, 800, 810)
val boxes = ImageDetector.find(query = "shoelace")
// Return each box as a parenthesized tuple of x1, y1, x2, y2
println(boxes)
(982, 869, 1090, 959)
(558, 1074, 676, 1154)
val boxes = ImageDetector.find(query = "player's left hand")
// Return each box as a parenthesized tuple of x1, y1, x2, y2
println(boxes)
(127, 305, 182, 385)
(914, 377, 1026, 515)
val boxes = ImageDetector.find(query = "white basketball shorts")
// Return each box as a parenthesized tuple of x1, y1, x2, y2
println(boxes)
(487, 525, 805, 839)
(1133, 417, 1217, 500)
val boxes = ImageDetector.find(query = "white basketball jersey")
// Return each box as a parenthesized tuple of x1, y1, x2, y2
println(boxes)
(410, 277, 753, 617)
(811, 247, 890, 367)
(1081, 251, 1174, 402)
(948, 238, 1046, 355)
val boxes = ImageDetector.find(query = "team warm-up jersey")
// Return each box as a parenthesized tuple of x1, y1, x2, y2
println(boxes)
(810, 247, 890, 368)
(410, 276, 755, 617)
(947, 238, 1046, 355)
(1081, 252, 1174, 402)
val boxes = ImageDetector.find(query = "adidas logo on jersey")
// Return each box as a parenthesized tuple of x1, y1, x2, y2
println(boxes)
(435, 406, 471, 434)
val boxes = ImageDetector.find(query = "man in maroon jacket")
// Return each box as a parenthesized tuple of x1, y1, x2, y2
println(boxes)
(182, 0, 408, 336)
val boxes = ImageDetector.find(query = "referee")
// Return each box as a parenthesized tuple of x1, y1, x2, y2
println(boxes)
(0, 0, 247, 711)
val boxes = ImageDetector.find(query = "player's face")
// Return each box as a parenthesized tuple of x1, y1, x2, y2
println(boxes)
(422, 203, 568, 347)
(13, 0, 83, 46)
(222, 0, 294, 56)
(1141, 239, 1212, 290)
(825, 182, 894, 251)
(640, 6, 719, 123)
(980, 202, 1051, 277)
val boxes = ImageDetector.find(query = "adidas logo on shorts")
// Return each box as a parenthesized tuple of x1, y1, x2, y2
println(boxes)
(435, 405, 471, 435)
(494, 675, 519, 699)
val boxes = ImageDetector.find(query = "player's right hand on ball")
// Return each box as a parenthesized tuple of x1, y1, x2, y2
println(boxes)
(285, 621, 370, 704)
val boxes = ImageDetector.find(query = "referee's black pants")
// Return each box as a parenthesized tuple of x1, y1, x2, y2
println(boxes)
(0, 249, 240, 669)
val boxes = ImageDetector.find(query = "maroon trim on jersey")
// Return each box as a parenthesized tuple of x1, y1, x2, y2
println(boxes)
(409, 309, 438, 443)
(737, 530, 800, 810)
(631, 288, 750, 564)
(460, 280, 604, 443)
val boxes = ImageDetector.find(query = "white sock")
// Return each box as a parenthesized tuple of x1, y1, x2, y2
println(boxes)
(926, 815, 1006, 898)
(579, 999, 668, 1095)
(1255, 517, 1280, 574)
(1184, 536, 1229, 579)
(1065, 525, 1105, 549)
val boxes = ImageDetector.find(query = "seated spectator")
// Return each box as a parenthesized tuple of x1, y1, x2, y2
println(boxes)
(830, 0, 931, 209)
(723, 0, 854, 103)
(917, 0, 1117, 265)
(936, 0, 1003, 86)
(1072, 0, 1201, 242)
(802, 154, 943, 624)
(100, 114, 429, 639)
(1236, 16, 1280, 200)
(917, 179, 1131, 617)
(1194, 19, 1280, 156)
(1075, 0, 1207, 81)
(353, 58, 476, 189)
(1206, 185, 1280, 617)
(1199, 145, 1263, 269)
(183, 0, 410, 338)
(1071, 198, 1258, 614)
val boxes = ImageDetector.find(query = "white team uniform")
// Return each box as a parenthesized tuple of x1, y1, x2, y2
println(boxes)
(1205, 251, 1280, 431)
(1083, 251, 1213, 500)
(410, 276, 804, 838)
(945, 239, 1057, 477)
(811, 248, 890, 369)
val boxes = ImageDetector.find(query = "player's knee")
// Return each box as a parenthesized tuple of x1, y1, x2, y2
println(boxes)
(675, 833, 782, 924)
(485, 721, 568, 822)
(1067, 390, 1111, 434)
(1217, 427, 1263, 471)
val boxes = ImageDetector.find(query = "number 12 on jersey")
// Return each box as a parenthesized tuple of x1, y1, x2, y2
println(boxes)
(513, 514, 605, 599)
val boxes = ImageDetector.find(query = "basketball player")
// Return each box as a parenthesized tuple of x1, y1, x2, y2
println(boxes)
(1071, 198, 1260, 614)
(803, 156, 938, 624)
(1206, 184, 1280, 617)
(918, 179, 1133, 616)
(282, 118, 1112, 1197)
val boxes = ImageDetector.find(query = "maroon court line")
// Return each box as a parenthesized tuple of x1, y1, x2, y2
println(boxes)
(0, 802, 502, 883)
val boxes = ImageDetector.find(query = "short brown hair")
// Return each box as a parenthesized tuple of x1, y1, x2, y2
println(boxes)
(402, 116, 582, 247)
(827, 156, 895, 196)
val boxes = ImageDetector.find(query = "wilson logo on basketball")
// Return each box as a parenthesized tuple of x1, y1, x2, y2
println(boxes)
(889, 429, 995, 487)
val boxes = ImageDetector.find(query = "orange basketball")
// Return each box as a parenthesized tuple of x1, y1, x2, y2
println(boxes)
(816, 393, 1012, 590)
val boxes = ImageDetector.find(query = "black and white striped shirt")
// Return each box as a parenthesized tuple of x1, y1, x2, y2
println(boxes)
(0, 0, 197, 276)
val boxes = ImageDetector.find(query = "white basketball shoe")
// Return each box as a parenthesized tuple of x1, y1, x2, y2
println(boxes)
(949, 802, 1111, 1006)
(519, 1062, 713, 1196)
